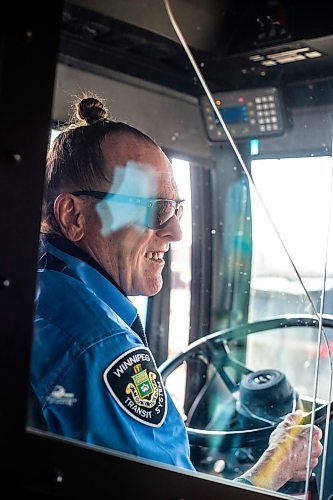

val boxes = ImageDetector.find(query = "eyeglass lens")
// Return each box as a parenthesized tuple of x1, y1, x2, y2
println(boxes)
(149, 200, 183, 229)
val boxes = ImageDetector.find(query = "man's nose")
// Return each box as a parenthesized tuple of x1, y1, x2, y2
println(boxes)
(155, 215, 182, 242)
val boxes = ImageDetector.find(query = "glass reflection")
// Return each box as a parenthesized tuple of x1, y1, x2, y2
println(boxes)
(27, 0, 333, 499)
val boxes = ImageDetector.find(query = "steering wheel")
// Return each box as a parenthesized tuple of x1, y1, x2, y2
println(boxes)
(159, 314, 333, 489)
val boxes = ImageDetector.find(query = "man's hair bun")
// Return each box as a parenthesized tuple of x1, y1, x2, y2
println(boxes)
(75, 96, 108, 124)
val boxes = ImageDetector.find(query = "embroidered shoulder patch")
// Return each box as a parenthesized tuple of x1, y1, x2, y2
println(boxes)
(103, 346, 167, 427)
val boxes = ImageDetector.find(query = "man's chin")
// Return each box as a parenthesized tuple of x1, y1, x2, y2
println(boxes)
(143, 278, 163, 297)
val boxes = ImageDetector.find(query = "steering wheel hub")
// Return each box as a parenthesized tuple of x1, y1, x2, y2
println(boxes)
(237, 368, 298, 425)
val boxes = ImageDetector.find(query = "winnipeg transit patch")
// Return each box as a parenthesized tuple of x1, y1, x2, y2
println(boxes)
(103, 346, 167, 427)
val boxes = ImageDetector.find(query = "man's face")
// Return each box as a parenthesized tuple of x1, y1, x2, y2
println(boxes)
(80, 133, 183, 296)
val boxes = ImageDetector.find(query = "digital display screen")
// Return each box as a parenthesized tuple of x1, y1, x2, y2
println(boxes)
(216, 105, 248, 125)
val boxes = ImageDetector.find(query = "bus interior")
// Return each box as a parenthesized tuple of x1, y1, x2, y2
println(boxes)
(2, 0, 333, 498)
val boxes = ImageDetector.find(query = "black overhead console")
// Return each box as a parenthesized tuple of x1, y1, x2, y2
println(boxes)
(200, 86, 287, 142)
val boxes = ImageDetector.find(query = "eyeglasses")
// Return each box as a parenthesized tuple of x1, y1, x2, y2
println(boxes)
(71, 190, 184, 230)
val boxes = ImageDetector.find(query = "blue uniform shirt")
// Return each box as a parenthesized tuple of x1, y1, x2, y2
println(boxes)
(31, 236, 194, 471)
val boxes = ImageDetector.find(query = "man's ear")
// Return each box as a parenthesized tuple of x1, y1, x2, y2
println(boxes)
(53, 194, 85, 241)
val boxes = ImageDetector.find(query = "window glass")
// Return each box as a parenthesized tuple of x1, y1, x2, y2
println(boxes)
(27, 1, 333, 498)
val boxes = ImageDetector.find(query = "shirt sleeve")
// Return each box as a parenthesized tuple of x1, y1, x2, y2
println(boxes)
(43, 330, 195, 472)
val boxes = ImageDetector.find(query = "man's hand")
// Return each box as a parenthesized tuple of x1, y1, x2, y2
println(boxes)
(239, 410, 323, 491)
(267, 410, 323, 483)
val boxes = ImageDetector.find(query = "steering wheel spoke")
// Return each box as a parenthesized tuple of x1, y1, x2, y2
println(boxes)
(204, 340, 245, 393)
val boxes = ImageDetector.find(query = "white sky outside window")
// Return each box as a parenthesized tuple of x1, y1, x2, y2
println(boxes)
(248, 156, 333, 401)
(250, 156, 333, 286)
